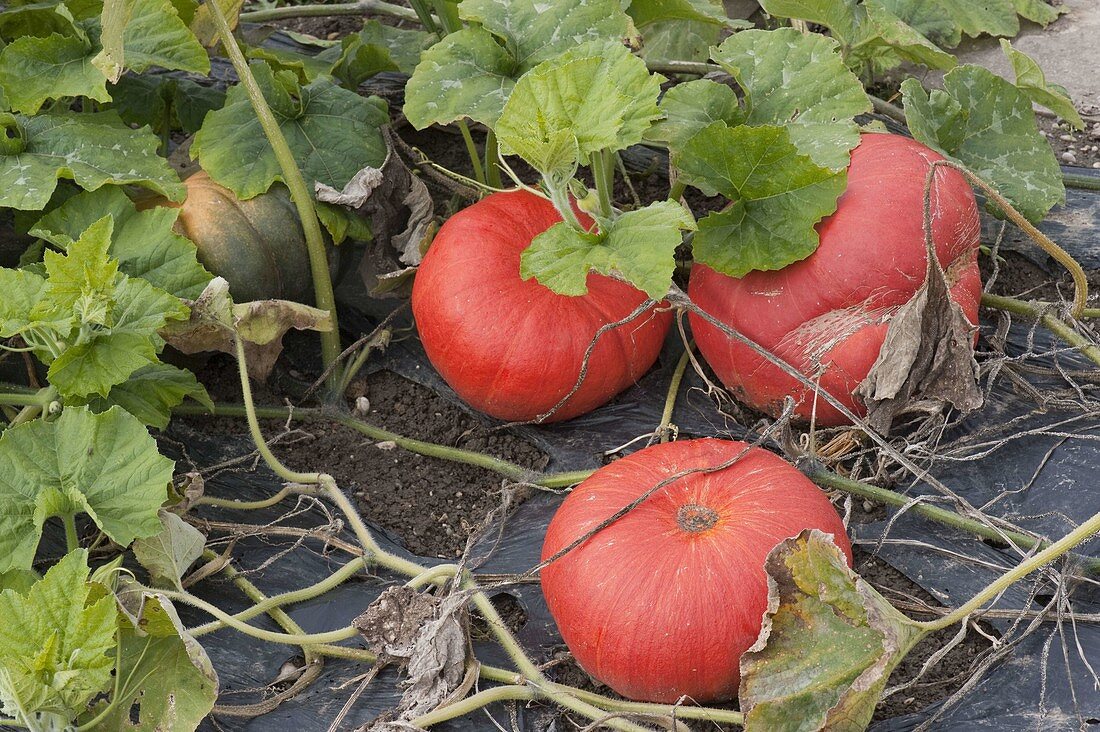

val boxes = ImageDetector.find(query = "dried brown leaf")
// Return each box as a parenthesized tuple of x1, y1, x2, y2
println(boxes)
(315, 131, 435, 298)
(162, 277, 332, 380)
(856, 248, 982, 433)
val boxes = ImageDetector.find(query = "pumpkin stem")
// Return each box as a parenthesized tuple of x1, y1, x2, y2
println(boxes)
(677, 503, 719, 532)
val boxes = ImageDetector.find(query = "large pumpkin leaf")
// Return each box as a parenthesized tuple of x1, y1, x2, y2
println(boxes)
(630, 0, 748, 65)
(0, 112, 185, 210)
(711, 29, 871, 171)
(32, 186, 212, 300)
(0, 550, 117, 725)
(104, 0, 210, 76)
(675, 123, 846, 277)
(739, 530, 927, 731)
(0, 408, 172, 573)
(96, 587, 217, 729)
(758, 0, 954, 73)
(1000, 39, 1083, 129)
(132, 510, 206, 590)
(496, 41, 663, 176)
(647, 79, 744, 152)
(403, 0, 633, 129)
(0, 216, 189, 399)
(521, 200, 695, 298)
(191, 61, 389, 199)
(876, 0, 960, 48)
(0, 33, 110, 114)
(901, 66, 1064, 223)
(74, 362, 212, 428)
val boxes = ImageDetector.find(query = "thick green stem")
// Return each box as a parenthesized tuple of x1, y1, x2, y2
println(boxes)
(430, 0, 462, 33)
(657, 342, 692, 443)
(207, 1, 341, 390)
(63, 514, 79, 552)
(457, 120, 486, 185)
(235, 338, 320, 485)
(411, 686, 536, 727)
(920, 509, 1100, 631)
(0, 387, 53, 407)
(194, 484, 318, 510)
(810, 468, 1100, 575)
(981, 293, 1100, 368)
(547, 181, 585, 230)
(190, 556, 369, 636)
(645, 60, 718, 76)
(668, 178, 686, 202)
(591, 148, 615, 218)
(239, 0, 418, 23)
(164, 588, 359, 644)
(9, 385, 56, 426)
(484, 129, 503, 188)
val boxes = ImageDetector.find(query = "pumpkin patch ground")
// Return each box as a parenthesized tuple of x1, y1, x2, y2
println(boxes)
(2, 4, 1100, 732)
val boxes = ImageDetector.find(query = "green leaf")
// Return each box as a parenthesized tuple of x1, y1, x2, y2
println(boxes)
(647, 78, 744, 151)
(0, 2, 84, 40)
(675, 123, 846, 277)
(0, 268, 48, 338)
(1000, 39, 1083, 129)
(0, 550, 116, 724)
(638, 18, 720, 65)
(116, 0, 210, 75)
(173, 78, 225, 133)
(0, 407, 172, 573)
(1012, 0, 1061, 25)
(403, 0, 633, 129)
(711, 28, 871, 170)
(739, 530, 927, 731)
(32, 216, 190, 398)
(32, 186, 212, 299)
(901, 68, 1063, 222)
(940, 0, 1017, 38)
(496, 41, 663, 175)
(876, 0, 961, 48)
(343, 19, 433, 75)
(98, 589, 217, 729)
(0, 33, 110, 114)
(855, 0, 957, 72)
(0, 112, 185, 211)
(107, 73, 170, 129)
(0, 569, 39, 594)
(191, 61, 389, 199)
(132, 510, 205, 590)
(75, 362, 212, 428)
(630, 0, 747, 65)
(757, 0, 859, 46)
(521, 200, 695, 298)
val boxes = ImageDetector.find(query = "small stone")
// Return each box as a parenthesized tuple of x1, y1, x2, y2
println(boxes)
(1061, 151, 1077, 163)
(376, 440, 397, 450)
(1059, 133, 1075, 141)
(354, 396, 370, 416)
(862, 500, 874, 512)
(1093, 162, 1100, 169)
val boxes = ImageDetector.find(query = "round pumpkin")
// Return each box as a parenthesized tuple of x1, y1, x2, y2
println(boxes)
(149, 171, 315, 303)
(688, 133, 981, 426)
(411, 190, 672, 422)
(540, 438, 852, 703)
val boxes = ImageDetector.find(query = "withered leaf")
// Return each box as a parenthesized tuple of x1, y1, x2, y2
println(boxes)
(739, 530, 928, 732)
(856, 244, 982, 434)
(162, 277, 332, 380)
(356, 587, 474, 724)
(315, 129, 435, 298)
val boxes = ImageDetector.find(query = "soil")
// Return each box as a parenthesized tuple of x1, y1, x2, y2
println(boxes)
(1039, 114, 1100, 168)
(178, 355, 546, 559)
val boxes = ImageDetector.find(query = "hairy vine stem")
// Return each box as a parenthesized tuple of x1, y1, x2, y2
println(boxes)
(238, 0, 418, 23)
(981, 293, 1100, 368)
(207, 0, 342, 391)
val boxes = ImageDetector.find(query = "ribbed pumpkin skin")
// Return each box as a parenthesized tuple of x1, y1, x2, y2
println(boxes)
(163, 172, 313, 302)
(688, 133, 981, 426)
(540, 438, 852, 703)
(411, 190, 672, 422)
